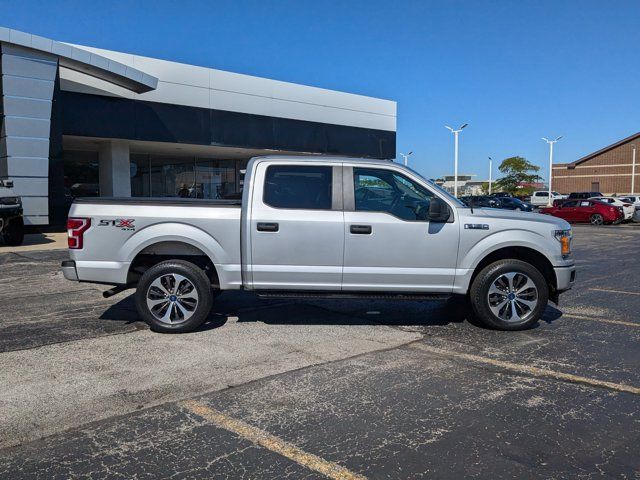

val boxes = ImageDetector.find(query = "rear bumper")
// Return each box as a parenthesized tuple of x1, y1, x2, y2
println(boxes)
(554, 264, 576, 292)
(61, 260, 79, 281)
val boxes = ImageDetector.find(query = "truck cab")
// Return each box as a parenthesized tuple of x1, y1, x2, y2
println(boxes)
(62, 156, 576, 333)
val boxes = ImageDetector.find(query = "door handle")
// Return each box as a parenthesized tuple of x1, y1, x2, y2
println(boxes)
(257, 222, 279, 232)
(350, 224, 372, 234)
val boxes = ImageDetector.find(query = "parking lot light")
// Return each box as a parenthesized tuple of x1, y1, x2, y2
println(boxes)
(446, 124, 468, 197)
(542, 136, 563, 206)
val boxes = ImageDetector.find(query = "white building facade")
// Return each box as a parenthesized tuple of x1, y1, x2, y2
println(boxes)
(0, 27, 396, 225)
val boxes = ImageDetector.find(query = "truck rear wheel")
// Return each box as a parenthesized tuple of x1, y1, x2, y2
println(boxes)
(135, 260, 214, 333)
(469, 259, 548, 331)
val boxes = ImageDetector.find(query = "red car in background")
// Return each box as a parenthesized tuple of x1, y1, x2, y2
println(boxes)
(540, 199, 623, 225)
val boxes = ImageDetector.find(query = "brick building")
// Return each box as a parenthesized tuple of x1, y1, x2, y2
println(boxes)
(553, 132, 639, 195)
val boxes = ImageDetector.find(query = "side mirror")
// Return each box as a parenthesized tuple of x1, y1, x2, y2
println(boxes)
(428, 198, 450, 222)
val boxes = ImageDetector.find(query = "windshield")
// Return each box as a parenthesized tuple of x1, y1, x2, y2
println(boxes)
(404, 165, 466, 207)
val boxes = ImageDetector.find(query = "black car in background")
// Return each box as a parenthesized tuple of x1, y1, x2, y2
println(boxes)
(568, 191, 603, 200)
(0, 180, 24, 246)
(459, 195, 534, 212)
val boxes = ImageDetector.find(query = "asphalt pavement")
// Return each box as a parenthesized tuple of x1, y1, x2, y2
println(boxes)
(0, 224, 638, 479)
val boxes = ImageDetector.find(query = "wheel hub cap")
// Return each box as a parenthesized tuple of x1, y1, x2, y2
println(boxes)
(146, 273, 199, 325)
(487, 272, 539, 323)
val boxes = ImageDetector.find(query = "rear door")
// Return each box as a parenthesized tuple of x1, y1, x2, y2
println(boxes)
(556, 200, 578, 221)
(342, 165, 459, 292)
(576, 201, 593, 222)
(248, 161, 344, 290)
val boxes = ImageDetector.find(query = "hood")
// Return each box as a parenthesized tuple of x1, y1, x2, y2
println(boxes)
(459, 207, 570, 230)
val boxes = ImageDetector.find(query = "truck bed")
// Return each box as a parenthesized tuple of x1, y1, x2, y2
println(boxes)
(67, 196, 243, 287)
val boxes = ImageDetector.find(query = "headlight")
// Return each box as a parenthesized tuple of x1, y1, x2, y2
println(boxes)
(0, 196, 20, 206)
(553, 229, 572, 257)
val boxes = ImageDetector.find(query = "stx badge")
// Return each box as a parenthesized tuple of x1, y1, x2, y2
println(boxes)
(99, 219, 136, 231)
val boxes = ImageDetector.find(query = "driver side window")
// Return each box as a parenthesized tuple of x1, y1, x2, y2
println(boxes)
(353, 167, 434, 221)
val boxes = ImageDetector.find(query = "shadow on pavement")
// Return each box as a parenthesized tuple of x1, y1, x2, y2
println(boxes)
(98, 290, 566, 332)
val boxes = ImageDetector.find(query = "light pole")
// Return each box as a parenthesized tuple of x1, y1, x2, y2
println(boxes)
(399, 151, 413, 167)
(445, 123, 468, 197)
(542, 136, 563, 206)
(488, 156, 493, 195)
(631, 144, 636, 195)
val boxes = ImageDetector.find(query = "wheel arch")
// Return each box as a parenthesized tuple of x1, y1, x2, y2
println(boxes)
(469, 246, 557, 299)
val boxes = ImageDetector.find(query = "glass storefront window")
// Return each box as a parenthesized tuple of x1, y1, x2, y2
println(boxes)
(130, 154, 240, 199)
(63, 150, 100, 203)
(195, 159, 237, 199)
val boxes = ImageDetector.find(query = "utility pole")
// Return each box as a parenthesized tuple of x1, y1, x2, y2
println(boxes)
(488, 156, 493, 195)
(542, 136, 563, 206)
(631, 144, 636, 195)
(399, 151, 413, 167)
(445, 124, 468, 197)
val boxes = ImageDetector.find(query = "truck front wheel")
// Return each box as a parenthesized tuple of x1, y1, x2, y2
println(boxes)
(135, 260, 214, 333)
(2, 217, 24, 246)
(469, 259, 548, 331)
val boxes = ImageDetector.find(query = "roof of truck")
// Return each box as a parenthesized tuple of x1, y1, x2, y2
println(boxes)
(251, 155, 397, 166)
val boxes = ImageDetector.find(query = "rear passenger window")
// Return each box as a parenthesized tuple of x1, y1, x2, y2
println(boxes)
(580, 201, 590, 207)
(263, 165, 332, 210)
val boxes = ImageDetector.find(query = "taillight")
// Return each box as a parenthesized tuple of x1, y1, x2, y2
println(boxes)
(623, 203, 632, 207)
(67, 218, 91, 249)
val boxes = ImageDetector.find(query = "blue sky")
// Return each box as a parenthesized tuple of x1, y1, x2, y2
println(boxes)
(2, 0, 639, 180)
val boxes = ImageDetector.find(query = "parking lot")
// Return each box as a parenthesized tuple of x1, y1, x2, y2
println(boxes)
(0, 224, 638, 479)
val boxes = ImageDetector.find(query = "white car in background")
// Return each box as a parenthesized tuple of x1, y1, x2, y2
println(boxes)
(530, 191, 566, 207)
(619, 195, 640, 207)
(589, 196, 635, 221)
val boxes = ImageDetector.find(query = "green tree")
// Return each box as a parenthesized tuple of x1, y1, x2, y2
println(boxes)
(480, 182, 490, 195)
(494, 156, 540, 195)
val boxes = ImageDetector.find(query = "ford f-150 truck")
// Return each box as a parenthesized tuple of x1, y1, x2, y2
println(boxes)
(62, 156, 575, 333)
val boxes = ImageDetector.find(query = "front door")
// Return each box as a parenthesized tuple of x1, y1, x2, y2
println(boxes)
(342, 166, 460, 292)
(248, 162, 344, 290)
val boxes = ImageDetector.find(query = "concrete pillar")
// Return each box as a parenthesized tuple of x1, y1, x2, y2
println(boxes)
(0, 43, 58, 225)
(99, 140, 131, 197)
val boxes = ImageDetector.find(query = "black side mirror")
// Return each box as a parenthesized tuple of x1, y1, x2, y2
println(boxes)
(428, 197, 450, 222)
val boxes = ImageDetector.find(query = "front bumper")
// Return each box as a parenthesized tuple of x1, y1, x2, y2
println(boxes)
(554, 264, 576, 292)
(61, 260, 79, 281)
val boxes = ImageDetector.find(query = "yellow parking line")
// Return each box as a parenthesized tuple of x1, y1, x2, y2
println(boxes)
(589, 287, 640, 296)
(563, 314, 639, 328)
(182, 400, 367, 480)
(415, 345, 640, 395)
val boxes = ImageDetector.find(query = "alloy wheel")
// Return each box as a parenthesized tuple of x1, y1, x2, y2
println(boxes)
(146, 273, 199, 324)
(590, 214, 603, 225)
(487, 272, 539, 322)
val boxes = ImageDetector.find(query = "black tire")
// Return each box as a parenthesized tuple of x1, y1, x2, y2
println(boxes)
(135, 259, 214, 333)
(2, 217, 24, 246)
(469, 259, 548, 331)
(590, 214, 604, 226)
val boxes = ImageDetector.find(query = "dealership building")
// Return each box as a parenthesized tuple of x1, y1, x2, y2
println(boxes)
(553, 132, 639, 195)
(0, 27, 396, 225)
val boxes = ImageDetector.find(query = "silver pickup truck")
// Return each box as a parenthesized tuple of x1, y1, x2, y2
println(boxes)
(62, 156, 575, 332)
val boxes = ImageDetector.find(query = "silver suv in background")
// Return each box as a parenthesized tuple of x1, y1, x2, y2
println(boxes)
(62, 156, 576, 333)
(0, 180, 24, 246)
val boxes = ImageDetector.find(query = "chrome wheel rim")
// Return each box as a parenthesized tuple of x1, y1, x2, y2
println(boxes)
(146, 273, 199, 325)
(590, 214, 603, 225)
(487, 272, 538, 323)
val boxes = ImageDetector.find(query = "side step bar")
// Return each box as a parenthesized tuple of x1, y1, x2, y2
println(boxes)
(256, 291, 451, 301)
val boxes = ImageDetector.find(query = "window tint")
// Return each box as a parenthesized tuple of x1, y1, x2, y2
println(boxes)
(536, 192, 548, 197)
(562, 201, 578, 207)
(353, 168, 434, 221)
(264, 165, 332, 210)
